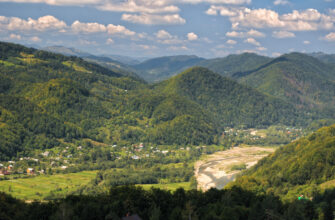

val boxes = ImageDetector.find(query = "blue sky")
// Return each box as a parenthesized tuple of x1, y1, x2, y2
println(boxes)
(0, 0, 334, 58)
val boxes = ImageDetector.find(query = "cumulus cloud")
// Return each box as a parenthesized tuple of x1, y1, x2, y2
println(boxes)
(106, 38, 114, 44)
(210, 7, 335, 32)
(121, 13, 186, 25)
(226, 31, 244, 38)
(155, 30, 173, 39)
(98, 1, 179, 14)
(244, 37, 260, 46)
(0, 15, 67, 32)
(206, 5, 238, 16)
(30, 36, 41, 42)
(273, 0, 290, 5)
(272, 30, 295, 38)
(187, 32, 198, 41)
(257, 46, 267, 51)
(9, 33, 21, 40)
(226, 29, 265, 38)
(167, 45, 188, 51)
(226, 39, 237, 44)
(247, 29, 265, 37)
(324, 32, 335, 41)
(71, 20, 106, 33)
(107, 24, 136, 36)
(303, 40, 310, 44)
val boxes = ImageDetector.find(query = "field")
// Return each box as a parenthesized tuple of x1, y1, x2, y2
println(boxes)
(0, 171, 97, 200)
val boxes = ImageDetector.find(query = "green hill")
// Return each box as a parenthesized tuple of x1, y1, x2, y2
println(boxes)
(235, 53, 335, 116)
(198, 53, 271, 77)
(0, 42, 218, 160)
(133, 55, 205, 82)
(230, 124, 335, 201)
(155, 67, 304, 128)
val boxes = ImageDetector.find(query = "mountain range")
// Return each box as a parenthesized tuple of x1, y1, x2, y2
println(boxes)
(1, 41, 327, 160)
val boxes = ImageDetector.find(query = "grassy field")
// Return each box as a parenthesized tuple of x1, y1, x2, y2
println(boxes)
(137, 182, 191, 191)
(0, 171, 97, 200)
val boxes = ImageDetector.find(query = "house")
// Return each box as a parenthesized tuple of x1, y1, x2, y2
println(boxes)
(27, 168, 34, 174)
(7, 165, 13, 170)
(61, 165, 68, 170)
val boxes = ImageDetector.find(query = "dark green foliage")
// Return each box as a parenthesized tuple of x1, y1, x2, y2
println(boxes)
(156, 67, 304, 127)
(231, 124, 335, 200)
(1, 186, 334, 220)
(236, 53, 335, 117)
(133, 55, 205, 82)
(198, 52, 272, 77)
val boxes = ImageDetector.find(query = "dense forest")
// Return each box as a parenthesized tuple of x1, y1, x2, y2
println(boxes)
(1, 185, 335, 220)
(229, 124, 335, 201)
(0, 42, 322, 161)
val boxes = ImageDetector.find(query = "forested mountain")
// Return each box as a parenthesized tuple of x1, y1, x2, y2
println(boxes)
(42, 45, 141, 80)
(156, 67, 307, 127)
(230, 124, 335, 201)
(132, 55, 205, 82)
(0, 42, 217, 160)
(199, 53, 272, 77)
(234, 53, 335, 116)
(310, 52, 335, 65)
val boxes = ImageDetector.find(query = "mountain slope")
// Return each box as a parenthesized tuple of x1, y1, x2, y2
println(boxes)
(155, 67, 304, 127)
(198, 53, 272, 77)
(133, 55, 205, 82)
(0, 42, 219, 159)
(230, 124, 335, 201)
(235, 53, 335, 116)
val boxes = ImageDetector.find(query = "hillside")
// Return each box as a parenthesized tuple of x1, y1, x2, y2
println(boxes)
(198, 53, 272, 77)
(0, 42, 218, 160)
(230, 124, 335, 201)
(310, 52, 335, 65)
(235, 53, 335, 116)
(155, 67, 305, 128)
(133, 55, 205, 82)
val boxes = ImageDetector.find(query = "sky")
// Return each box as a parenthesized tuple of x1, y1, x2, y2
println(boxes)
(0, 0, 334, 58)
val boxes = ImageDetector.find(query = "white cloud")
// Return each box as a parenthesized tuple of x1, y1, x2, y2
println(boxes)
(273, 0, 289, 5)
(272, 30, 295, 38)
(226, 29, 265, 38)
(155, 30, 173, 39)
(0, 15, 67, 32)
(272, 52, 282, 57)
(187, 32, 198, 41)
(71, 20, 106, 33)
(226, 31, 244, 38)
(247, 29, 265, 37)
(121, 13, 186, 25)
(303, 40, 310, 44)
(106, 38, 114, 44)
(167, 45, 188, 51)
(0, 0, 99, 6)
(224, 8, 335, 31)
(206, 6, 237, 16)
(30, 36, 41, 42)
(9, 33, 21, 40)
(226, 39, 237, 44)
(98, 1, 180, 14)
(107, 24, 136, 36)
(244, 37, 260, 46)
(257, 46, 267, 51)
(155, 30, 182, 44)
(324, 32, 335, 41)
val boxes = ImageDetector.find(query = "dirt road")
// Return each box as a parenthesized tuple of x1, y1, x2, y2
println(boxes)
(194, 146, 275, 191)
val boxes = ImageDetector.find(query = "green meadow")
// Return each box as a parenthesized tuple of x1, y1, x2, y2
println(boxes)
(0, 171, 97, 200)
